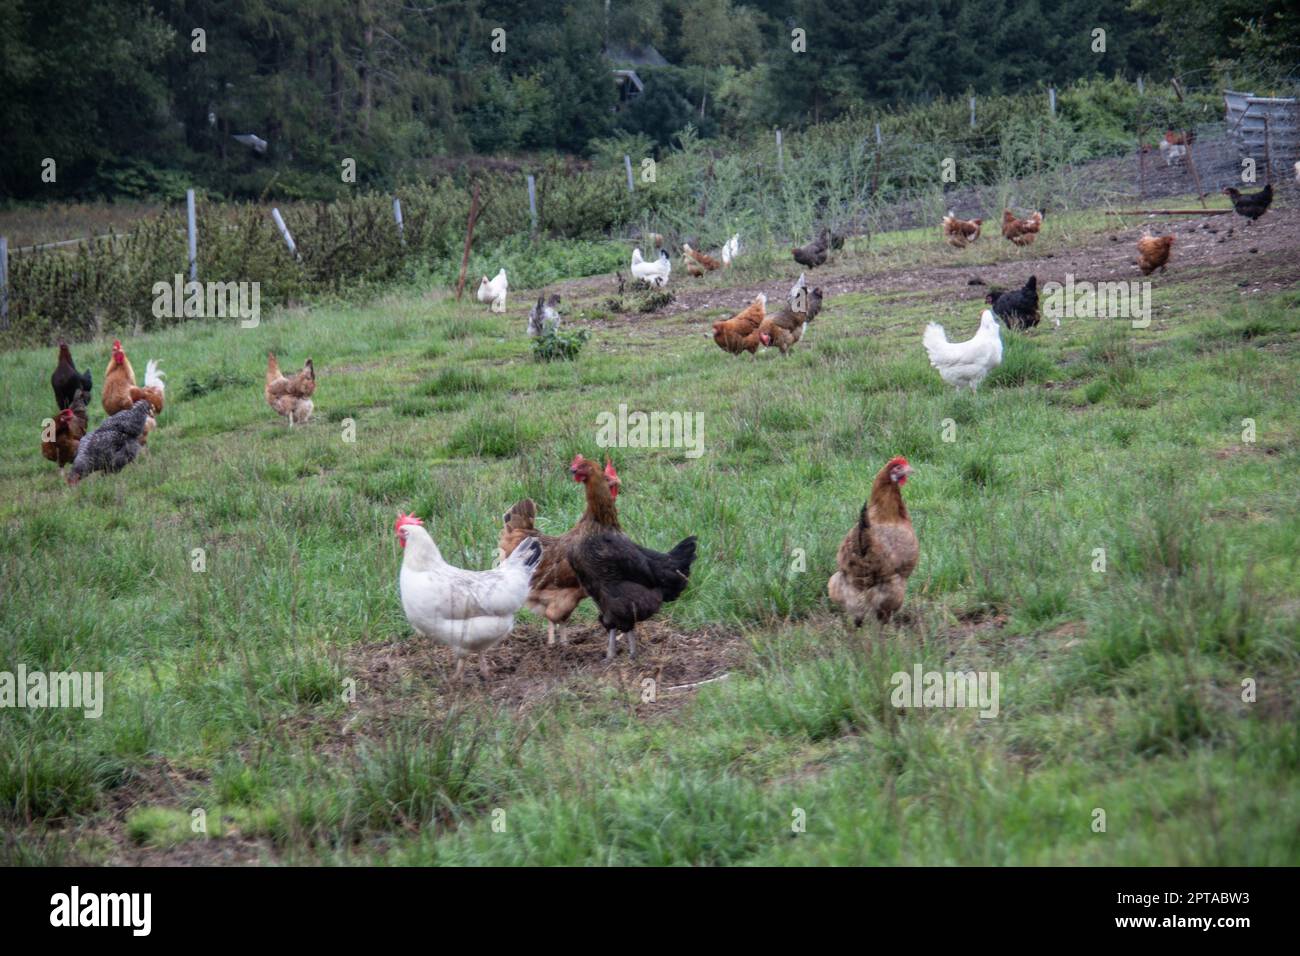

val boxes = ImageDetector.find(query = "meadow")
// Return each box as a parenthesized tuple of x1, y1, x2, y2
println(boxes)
(0, 200, 1297, 865)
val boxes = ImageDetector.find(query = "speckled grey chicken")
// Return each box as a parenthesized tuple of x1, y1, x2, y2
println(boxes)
(67, 399, 152, 485)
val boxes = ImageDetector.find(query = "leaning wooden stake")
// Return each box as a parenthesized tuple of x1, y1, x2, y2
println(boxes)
(1105, 209, 1232, 216)
(454, 184, 481, 302)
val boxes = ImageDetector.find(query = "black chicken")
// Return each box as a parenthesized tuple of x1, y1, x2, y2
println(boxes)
(1223, 184, 1273, 223)
(67, 399, 152, 485)
(51, 340, 93, 410)
(564, 455, 697, 660)
(792, 230, 829, 268)
(985, 275, 1040, 330)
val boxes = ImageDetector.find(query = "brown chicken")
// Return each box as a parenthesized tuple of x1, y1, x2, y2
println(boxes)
(1137, 235, 1174, 275)
(758, 288, 824, 355)
(1002, 209, 1044, 247)
(102, 340, 165, 416)
(682, 244, 721, 277)
(943, 212, 983, 248)
(827, 456, 918, 628)
(41, 400, 88, 468)
(711, 294, 767, 355)
(265, 352, 316, 426)
(497, 462, 620, 647)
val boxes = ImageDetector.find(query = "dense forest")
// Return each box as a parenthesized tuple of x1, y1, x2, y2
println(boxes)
(1, 0, 1297, 200)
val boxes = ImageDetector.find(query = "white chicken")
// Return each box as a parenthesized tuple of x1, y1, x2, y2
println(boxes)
(720, 233, 741, 265)
(923, 309, 1003, 393)
(394, 513, 542, 679)
(476, 268, 508, 313)
(630, 248, 671, 288)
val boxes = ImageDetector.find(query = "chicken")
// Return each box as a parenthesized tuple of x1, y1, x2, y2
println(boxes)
(41, 400, 87, 469)
(630, 248, 671, 288)
(711, 294, 767, 355)
(923, 309, 1003, 393)
(394, 513, 541, 679)
(1158, 140, 1186, 166)
(792, 230, 829, 268)
(265, 352, 316, 426)
(527, 294, 562, 337)
(50, 340, 92, 410)
(985, 275, 1043, 330)
(476, 268, 509, 312)
(827, 456, 917, 628)
(497, 461, 624, 646)
(682, 244, 721, 276)
(1137, 235, 1175, 275)
(759, 287, 824, 355)
(67, 399, 152, 485)
(720, 233, 740, 265)
(564, 455, 697, 660)
(1002, 209, 1044, 247)
(943, 211, 983, 248)
(1223, 184, 1273, 223)
(102, 341, 165, 417)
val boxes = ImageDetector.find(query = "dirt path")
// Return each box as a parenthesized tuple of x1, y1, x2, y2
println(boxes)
(553, 205, 1300, 330)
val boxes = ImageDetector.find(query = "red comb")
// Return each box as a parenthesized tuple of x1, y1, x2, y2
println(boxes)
(603, 457, 618, 482)
(888, 456, 909, 468)
(394, 512, 423, 533)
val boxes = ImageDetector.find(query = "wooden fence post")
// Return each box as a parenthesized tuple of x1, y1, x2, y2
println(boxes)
(454, 184, 481, 302)
(1049, 88, 1056, 116)
(970, 96, 976, 128)
(186, 188, 198, 281)
(776, 129, 784, 174)
(0, 236, 8, 328)
(624, 155, 635, 192)
(393, 197, 405, 244)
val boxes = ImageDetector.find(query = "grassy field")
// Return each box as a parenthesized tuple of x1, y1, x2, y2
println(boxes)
(1, 202, 1298, 865)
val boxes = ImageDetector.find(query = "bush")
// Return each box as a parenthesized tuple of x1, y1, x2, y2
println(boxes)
(532, 327, 590, 362)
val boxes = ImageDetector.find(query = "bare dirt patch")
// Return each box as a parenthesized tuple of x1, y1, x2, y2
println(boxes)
(345, 620, 747, 718)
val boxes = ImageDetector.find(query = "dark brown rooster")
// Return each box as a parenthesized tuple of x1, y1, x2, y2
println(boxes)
(1223, 184, 1272, 223)
(564, 455, 697, 660)
(50, 340, 92, 410)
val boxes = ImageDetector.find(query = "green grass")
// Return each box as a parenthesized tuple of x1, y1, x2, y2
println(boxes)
(0, 208, 1297, 865)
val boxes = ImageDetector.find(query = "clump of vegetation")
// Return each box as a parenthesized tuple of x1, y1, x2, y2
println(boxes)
(636, 290, 675, 313)
(181, 365, 251, 400)
(532, 327, 590, 362)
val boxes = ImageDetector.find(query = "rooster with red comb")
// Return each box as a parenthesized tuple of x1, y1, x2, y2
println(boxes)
(495, 457, 622, 648)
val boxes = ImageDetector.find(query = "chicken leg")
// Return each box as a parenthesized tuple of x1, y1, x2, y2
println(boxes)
(607, 629, 618, 661)
(479, 653, 491, 678)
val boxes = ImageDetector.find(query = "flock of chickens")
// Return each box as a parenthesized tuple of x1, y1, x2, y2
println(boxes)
(43, 340, 166, 485)
(44, 177, 1283, 679)
(41, 341, 317, 484)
